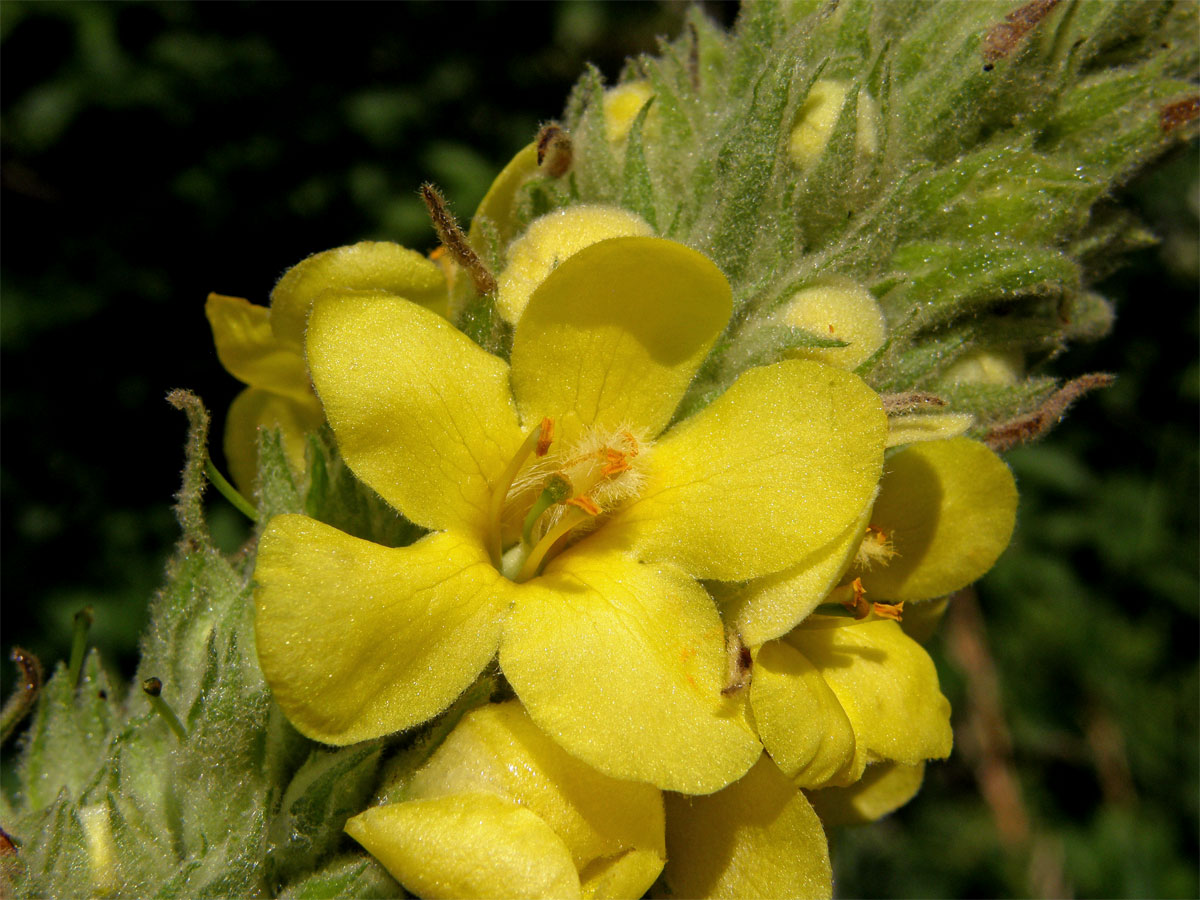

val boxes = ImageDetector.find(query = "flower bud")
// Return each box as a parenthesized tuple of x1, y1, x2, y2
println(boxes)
(778, 278, 887, 369)
(602, 80, 656, 144)
(497, 205, 654, 322)
(787, 79, 880, 169)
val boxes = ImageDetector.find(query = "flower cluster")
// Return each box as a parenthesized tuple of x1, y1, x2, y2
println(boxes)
(206, 183, 1018, 895)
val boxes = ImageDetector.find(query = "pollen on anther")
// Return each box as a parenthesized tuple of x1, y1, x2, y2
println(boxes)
(536, 418, 555, 456)
(566, 495, 602, 516)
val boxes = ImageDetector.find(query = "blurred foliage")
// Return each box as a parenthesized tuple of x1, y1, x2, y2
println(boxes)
(0, 2, 1195, 898)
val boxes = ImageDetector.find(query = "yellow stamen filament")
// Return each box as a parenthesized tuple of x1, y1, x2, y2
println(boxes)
(517, 506, 594, 581)
(489, 418, 554, 566)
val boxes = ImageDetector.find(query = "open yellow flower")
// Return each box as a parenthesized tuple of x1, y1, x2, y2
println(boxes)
(254, 235, 888, 793)
(348, 702, 834, 900)
(346, 701, 666, 900)
(739, 437, 1017, 793)
(205, 241, 447, 491)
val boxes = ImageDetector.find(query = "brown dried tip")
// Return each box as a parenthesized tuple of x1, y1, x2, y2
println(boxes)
(982, 0, 1061, 66)
(0, 648, 43, 745)
(536, 123, 573, 178)
(141, 677, 164, 697)
(721, 631, 753, 696)
(1160, 96, 1200, 134)
(984, 373, 1115, 451)
(420, 183, 497, 295)
(881, 391, 947, 415)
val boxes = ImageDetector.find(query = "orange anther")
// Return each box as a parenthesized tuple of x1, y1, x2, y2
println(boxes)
(536, 418, 555, 456)
(621, 431, 640, 456)
(429, 245, 447, 261)
(840, 577, 870, 619)
(872, 600, 904, 621)
(601, 448, 630, 476)
(565, 495, 601, 516)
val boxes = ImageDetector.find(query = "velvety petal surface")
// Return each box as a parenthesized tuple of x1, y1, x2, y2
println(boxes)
(405, 702, 665, 871)
(469, 142, 539, 248)
(346, 793, 581, 900)
(662, 755, 833, 900)
(306, 292, 523, 535)
(783, 619, 952, 778)
(499, 547, 760, 794)
(205, 293, 312, 399)
(271, 241, 448, 346)
(722, 505, 872, 646)
(610, 359, 885, 581)
(581, 851, 667, 900)
(254, 516, 511, 744)
(806, 762, 926, 826)
(858, 438, 1017, 602)
(223, 387, 324, 493)
(749, 640, 856, 789)
(510, 237, 730, 440)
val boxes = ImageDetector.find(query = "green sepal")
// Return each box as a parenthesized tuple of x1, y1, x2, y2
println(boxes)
(277, 854, 404, 900)
(267, 743, 384, 882)
(621, 97, 659, 230)
(303, 429, 425, 550)
(256, 427, 305, 521)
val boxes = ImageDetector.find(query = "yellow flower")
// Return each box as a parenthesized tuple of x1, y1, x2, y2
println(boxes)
(346, 701, 667, 900)
(733, 437, 1017, 794)
(205, 241, 447, 491)
(254, 235, 888, 793)
(663, 754, 834, 899)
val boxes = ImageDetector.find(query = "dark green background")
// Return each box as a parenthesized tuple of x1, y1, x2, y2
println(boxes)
(2, 3, 1196, 897)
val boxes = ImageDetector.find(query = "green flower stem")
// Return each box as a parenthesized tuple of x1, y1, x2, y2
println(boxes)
(0, 647, 42, 745)
(66, 606, 94, 687)
(204, 458, 258, 522)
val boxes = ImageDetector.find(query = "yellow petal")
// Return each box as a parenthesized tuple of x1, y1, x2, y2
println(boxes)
(611, 359, 885, 581)
(497, 206, 655, 324)
(510, 237, 730, 440)
(722, 505, 872, 647)
(806, 762, 926, 826)
(346, 793, 581, 900)
(271, 241, 448, 347)
(468, 142, 540, 249)
(784, 619, 952, 778)
(749, 641, 856, 789)
(254, 516, 510, 744)
(499, 548, 760, 794)
(205, 293, 312, 400)
(858, 438, 1018, 602)
(663, 755, 833, 900)
(306, 291, 523, 535)
(223, 387, 324, 494)
(581, 849, 666, 900)
(885, 411, 974, 448)
(406, 702, 665, 870)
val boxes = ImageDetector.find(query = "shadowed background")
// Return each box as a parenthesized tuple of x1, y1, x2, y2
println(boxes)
(2, 2, 1196, 897)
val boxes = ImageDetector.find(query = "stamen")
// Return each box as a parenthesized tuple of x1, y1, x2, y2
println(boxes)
(838, 577, 870, 619)
(602, 448, 630, 476)
(488, 419, 554, 566)
(142, 677, 188, 742)
(517, 506, 595, 582)
(565, 494, 601, 516)
(872, 600, 905, 621)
